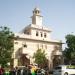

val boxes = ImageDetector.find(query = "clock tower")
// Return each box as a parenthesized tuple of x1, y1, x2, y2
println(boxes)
(32, 7, 43, 26)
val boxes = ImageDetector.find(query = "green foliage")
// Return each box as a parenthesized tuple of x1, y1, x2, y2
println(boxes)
(64, 34, 75, 64)
(0, 26, 14, 67)
(33, 49, 47, 67)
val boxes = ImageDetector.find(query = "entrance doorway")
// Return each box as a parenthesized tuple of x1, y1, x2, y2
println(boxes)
(53, 55, 61, 68)
(19, 54, 30, 66)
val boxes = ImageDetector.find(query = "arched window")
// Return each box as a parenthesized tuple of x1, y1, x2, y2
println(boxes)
(36, 31, 39, 36)
(38, 11, 40, 14)
(44, 33, 47, 38)
(40, 32, 43, 37)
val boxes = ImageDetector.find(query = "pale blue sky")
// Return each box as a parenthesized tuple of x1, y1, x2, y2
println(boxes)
(0, 0, 75, 44)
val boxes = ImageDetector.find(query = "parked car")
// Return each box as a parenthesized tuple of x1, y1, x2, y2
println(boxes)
(53, 65, 75, 75)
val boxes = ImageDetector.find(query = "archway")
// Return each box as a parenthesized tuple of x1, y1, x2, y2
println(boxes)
(51, 45, 62, 68)
(18, 54, 30, 66)
(53, 55, 61, 68)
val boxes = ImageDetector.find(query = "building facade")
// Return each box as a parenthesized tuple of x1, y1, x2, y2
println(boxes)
(12, 7, 63, 69)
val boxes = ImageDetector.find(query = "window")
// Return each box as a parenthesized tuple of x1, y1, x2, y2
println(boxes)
(27, 32, 29, 35)
(15, 36, 19, 40)
(66, 65, 75, 69)
(35, 11, 37, 13)
(35, 11, 37, 14)
(36, 31, 38, 36)
(44, 33, 47, 38)
(24, 30, 30, 35)
(23, 44, 27, 48)
(40, 32, 43, 37)
(22, 42, 27, 48)
(54, 67, 61, 70)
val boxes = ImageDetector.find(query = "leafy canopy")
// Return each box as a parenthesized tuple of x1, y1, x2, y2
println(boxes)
(33, 49, 47, 66)
(0, 26, 14, 67)
(64, 34, 75, 64)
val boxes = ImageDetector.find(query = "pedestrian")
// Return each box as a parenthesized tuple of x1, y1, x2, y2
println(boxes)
(0, 65, 4, 75)
(12, 68, 16, 75)
(17, 68, 21, 75)
(37, 69, 41, 75)
(41, 69, 45, 75)
(31, 66, 36, 75)
(23, 67, 28, 75)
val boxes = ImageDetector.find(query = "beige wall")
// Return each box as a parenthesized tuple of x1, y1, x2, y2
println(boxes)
(13, 38, 62, 67)
(31, 28, 50, 40)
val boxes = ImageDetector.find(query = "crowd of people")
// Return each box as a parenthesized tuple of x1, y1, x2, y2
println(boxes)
(0, 65, 50, 75)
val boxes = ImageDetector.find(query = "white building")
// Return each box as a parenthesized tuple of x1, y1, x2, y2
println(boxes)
(12, 7, 63, 69)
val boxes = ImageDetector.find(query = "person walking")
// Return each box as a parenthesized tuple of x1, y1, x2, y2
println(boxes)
(31, 66, 36, 75)
(0, 65, 4, 75)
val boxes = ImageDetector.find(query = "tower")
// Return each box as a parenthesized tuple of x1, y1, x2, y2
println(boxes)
(32, 7, 43, 26)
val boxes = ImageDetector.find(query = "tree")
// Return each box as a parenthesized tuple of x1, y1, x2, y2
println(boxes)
(33, 49, 47, 68)
(63, 34, 75, 64)
(0, 26, 14, 67)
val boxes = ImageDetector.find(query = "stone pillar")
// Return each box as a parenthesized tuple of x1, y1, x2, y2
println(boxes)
(30, 57, 33, 64)
(13, 58, 18, 68)
(47, 55, 53, 70)
(49, 60, 53, 70)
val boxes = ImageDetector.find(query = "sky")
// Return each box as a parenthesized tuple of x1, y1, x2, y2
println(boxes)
(0, 0, 75, 46)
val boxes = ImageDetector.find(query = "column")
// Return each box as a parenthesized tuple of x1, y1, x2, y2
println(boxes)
(13, 59, 18, 68)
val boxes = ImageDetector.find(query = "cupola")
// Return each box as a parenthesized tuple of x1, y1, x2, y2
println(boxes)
(33, 7, 41, 16)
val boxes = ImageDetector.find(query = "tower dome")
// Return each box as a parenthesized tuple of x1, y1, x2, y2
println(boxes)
(33, 7, 41, 15)
(34, 7, 40, 11)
